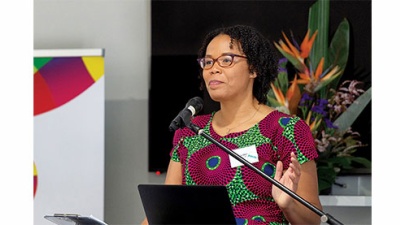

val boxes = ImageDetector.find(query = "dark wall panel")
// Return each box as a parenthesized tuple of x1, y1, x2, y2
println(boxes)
(149, 0, 372, 172)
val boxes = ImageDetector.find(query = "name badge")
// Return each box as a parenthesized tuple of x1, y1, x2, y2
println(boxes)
(229, 145, 259, 168)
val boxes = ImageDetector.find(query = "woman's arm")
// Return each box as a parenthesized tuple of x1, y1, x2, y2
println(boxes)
(273, 153, 322, 225)
(164, 160, 182, 184)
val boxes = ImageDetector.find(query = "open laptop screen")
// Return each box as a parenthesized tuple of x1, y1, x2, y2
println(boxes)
(138, 184, 237, 225)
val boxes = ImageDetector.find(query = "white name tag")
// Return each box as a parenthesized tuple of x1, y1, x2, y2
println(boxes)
(229, 145, 259, 168)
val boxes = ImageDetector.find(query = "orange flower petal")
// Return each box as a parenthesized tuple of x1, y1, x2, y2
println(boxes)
(321, 65, 341, 81)
(286, 76, 298, 100)
(282, 31, 301, 58)
(305, 111, 312, 127)
(309, 119, 317, 131)
(300, 30, 318, 59)
(312, 118, 322, 132)
(297, 80, 310, 84)
(287, 76, 301, 115)
(278, 41, 297, 58)
(314, 57, 325, 80)
(270, 83, 286, 106)
(298, 72, 310, 81)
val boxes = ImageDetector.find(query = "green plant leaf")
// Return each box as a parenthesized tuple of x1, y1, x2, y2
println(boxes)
(333, 87, 371, 133)
(317, 166, 337, 191)
(349, 156, 372, 168)
(325, 156, 352, 168)
(308, 0, 329, 71)
(327, 18, 350, 89)
(267, 95, 281, 108)
(276, 72, 289, 92)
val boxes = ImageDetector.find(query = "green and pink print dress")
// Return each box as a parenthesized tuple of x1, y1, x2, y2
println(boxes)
(170, 110, 318, 225)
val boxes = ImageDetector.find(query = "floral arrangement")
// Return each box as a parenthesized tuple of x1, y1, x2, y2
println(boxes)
(267, 0, 371, 192)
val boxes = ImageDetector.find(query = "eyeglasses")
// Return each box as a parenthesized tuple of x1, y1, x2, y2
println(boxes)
(197, 54, 247, 70)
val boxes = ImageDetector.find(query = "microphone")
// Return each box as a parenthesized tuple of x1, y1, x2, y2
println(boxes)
(169, 96, 204, 131)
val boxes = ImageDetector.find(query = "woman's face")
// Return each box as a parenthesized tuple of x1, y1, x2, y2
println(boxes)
(202, 34, 256, 102)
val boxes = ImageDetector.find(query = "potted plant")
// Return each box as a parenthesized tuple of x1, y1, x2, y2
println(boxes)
(267, 0, 371, 193)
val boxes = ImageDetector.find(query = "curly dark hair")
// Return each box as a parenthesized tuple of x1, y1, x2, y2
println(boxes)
(197, 24, 278, 104)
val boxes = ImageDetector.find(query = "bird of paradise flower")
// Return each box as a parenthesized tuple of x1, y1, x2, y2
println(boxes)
(266, 0, 371, 192)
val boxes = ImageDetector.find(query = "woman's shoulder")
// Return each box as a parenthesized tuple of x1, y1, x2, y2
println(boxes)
(262, 110, 306, 128)
(173, 113, 212, 136)
(171, 113, 211, 144)
(263, 110, 292, 122)
(192, 112, 213, 126)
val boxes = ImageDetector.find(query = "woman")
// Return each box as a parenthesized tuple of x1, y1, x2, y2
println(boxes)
(143, 24, 322, 225)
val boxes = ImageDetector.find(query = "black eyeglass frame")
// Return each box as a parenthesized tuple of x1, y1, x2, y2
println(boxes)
(197, 54, 247, 69)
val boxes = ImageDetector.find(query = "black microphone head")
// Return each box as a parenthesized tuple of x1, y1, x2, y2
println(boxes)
(186, 96, 204, 115)
(169, 96, 204, 132)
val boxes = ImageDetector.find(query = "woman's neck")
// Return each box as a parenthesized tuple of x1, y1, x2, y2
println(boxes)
(213, 98, 267, 135)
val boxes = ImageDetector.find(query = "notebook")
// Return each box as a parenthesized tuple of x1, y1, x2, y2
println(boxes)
(138, 184, 237, 225)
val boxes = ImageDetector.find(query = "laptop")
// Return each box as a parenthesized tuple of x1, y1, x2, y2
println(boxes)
(138, 184, 237, 225)
(44, 214, 107, 225)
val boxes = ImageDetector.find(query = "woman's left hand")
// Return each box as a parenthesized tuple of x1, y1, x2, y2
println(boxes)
(272, 151, 301, 209)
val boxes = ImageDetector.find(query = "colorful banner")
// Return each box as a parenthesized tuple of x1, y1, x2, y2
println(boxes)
(34, 49, 105, 225)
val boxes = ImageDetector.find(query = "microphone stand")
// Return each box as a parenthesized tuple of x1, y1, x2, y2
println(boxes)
(187, 123, 343, 225)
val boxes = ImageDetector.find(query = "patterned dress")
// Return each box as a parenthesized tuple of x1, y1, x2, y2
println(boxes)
(170, 110, 318, 225)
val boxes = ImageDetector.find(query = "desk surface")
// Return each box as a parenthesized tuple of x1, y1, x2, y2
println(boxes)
(320, 195, 371, 207)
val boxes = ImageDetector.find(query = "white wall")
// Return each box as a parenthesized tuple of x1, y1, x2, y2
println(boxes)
(34, 0, 150, 101)
(34, 1, 161, 224)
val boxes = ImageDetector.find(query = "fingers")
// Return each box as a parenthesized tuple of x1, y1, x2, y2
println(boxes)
(274, 160, 283, 180)
(288, 152, 301, 181)
(291, 152, 301, 174)
(275, 152, 301, 182)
